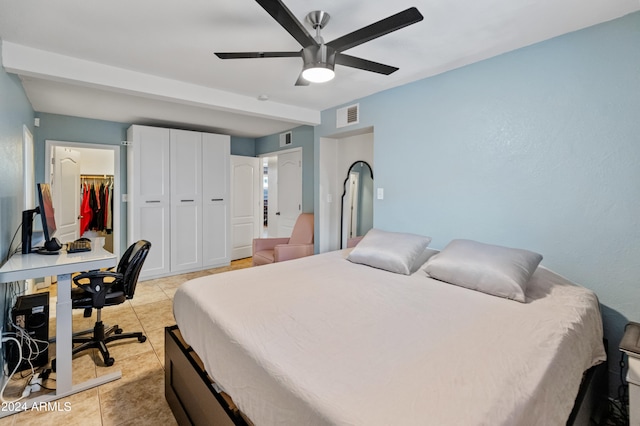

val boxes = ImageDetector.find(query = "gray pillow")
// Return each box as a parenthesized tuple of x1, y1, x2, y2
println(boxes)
(347, 229, 432, 275)
(423, 239, 542, 302)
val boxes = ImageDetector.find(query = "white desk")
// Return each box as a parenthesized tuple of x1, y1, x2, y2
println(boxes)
(0, 238, 119, 416)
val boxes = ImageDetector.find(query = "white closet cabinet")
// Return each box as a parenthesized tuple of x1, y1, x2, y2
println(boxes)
(170, 129, 203, 273)
(128, 125, 230, 279)
(202, 133, 230, 267)
(127, 125, 171, 278)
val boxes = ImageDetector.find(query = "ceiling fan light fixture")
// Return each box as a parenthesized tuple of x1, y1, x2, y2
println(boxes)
(302, 64, 335, 83)
(301, 43, 336, 83)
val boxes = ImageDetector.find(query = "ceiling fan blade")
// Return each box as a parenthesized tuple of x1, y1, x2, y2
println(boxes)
(335, 54, 399, 75)
(295, 73, 310, 86)
(327, 7, 423, 52)
(215, 51, 300, 59)
(255, 0, 318, 48)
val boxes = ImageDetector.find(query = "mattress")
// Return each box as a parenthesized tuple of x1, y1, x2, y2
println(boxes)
(173, 249, 606, 426)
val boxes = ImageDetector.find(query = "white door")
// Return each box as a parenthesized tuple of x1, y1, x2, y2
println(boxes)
(230, 155, 261, 260)
(170, 129, 203, 273)
(202, 133, 231, 267)
(51, 146, 81, 243)
(276, 150, 302, 237)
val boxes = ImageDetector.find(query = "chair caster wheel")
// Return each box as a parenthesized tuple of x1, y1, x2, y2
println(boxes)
(139, 336, 147, 343)
(105, 357, 115, 367)
(115, 328, 123, 334)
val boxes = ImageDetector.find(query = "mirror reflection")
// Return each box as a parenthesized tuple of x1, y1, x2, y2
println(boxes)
(341, 161, 374, 248)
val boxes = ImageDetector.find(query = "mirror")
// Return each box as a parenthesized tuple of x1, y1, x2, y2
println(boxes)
(341, 161, 374, 248)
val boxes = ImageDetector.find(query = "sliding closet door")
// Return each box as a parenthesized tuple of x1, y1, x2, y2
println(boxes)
(170, 129, 203, 273)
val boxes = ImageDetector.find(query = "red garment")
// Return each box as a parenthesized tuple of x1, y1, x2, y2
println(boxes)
(103, 186, 109, 228)
(80, 184, 93, 234)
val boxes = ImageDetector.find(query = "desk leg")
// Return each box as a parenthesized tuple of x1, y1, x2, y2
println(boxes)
(55, 273, 73, 393)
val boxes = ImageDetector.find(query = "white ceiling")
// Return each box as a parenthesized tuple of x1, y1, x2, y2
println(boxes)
(1, 0, 638, 138)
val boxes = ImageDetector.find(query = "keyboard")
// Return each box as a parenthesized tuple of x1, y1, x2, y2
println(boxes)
(67, 240, 92, 253)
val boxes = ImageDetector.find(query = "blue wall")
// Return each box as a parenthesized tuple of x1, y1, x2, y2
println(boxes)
(230, 136, 256, 156)
(0, 39, 35, 367)
(0, 43, 34, 260)
(316, 12, 640, 387)
(256, 126, 314, 212)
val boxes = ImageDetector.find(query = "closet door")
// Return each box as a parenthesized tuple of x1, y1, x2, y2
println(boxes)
(170, 129, 203, 272)
(202, 133, 230, 267)
(127, 125, 171, 278)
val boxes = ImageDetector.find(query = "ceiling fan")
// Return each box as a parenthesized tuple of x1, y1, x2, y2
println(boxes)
(215, 0, 424, 85)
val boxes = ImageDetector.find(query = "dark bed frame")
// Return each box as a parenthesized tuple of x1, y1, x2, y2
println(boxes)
(164, 325, 608, 426)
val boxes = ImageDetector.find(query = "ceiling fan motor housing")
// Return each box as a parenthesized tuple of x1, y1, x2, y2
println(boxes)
(302, 44, 336, 72)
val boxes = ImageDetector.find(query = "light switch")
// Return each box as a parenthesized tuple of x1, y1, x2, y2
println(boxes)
(377, 188, 384, 200)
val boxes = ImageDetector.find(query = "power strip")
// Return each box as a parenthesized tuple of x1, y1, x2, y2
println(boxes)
(21, 373, 44, 397)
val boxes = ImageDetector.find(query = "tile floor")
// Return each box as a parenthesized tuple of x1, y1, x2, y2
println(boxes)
(0, 258, 253, 426)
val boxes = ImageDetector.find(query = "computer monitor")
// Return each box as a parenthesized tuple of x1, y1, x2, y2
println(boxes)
(36, 183, 62, 254)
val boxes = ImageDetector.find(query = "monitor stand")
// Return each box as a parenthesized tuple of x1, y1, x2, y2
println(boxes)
(21, 208, 39, 254)
(36, 238, 62, 255)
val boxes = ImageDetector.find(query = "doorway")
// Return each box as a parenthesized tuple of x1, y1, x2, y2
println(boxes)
(260, 147, 302, 238)
(44, 140, 121, 258)
(318, 128, 374, 253)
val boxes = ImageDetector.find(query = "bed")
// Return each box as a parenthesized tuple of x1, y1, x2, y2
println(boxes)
(167, 235, 607, 426)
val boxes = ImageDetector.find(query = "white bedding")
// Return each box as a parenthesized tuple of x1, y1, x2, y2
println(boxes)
(173, 249, 606, 426)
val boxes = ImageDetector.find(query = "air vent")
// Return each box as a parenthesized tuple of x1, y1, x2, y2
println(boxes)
(336, 104, 359, 128)
(279, 131, 292, 147)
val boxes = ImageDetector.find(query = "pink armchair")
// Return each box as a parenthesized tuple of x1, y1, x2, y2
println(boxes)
(252, 213, 314, 266)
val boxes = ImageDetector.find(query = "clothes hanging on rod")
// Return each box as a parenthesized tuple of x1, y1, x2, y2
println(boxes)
(80, 183, 92, 234)
(80, 175, 113, 235)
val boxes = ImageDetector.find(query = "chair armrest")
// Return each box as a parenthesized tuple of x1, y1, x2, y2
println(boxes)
(253, 237, 290, 253)
(274, 244, 314, 262)
(73, 271, 124, 308)
(74, 270, 122, 282)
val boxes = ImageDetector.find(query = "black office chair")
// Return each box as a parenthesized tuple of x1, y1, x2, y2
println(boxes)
(62, 240, 151, 367)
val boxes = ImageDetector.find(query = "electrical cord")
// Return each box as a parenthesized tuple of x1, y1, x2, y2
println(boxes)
(0, 336, 25, 402)
(3, 331, 49, 382)
(1, 330, 52, 401)
(4, 223, 22, 264)
(1, 295, 52, 401)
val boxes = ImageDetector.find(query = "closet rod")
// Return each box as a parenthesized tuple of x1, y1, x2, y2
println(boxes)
(81, 174, 113, 179)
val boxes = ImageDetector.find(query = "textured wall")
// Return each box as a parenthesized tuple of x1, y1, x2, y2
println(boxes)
(0, 44, 34, 259)
(0, 40, 35, 369)
(316, 12, 640, 390)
